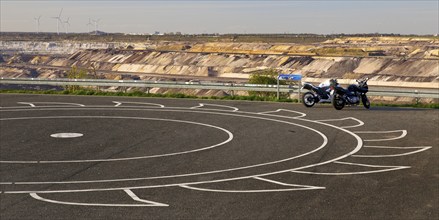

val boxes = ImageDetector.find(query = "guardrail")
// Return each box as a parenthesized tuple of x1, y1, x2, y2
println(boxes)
(367, 87, 439, 98)
(1, 77, 438, 99)
(0, 77, 295, 92)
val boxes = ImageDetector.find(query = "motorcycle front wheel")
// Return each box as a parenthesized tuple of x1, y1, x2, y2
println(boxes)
(332, 94, 345, 110)
(302, 92, 316, 107)
(362, 95, 370, 109)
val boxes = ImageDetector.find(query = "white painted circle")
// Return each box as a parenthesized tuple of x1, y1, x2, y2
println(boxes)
(50, 133, 84, 138)
(1, 116, 234, 163)
(0, 107, 363, 195)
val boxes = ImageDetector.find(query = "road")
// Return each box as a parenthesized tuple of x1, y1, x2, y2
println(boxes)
(0, 94, 438, 220)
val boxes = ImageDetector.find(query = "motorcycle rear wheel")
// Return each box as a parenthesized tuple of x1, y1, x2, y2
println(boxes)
(302, 92, 316, 107)
(332, 94, 345, 110)
(362, 95, 370, 109)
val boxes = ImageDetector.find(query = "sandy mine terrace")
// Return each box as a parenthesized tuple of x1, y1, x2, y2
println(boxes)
(0, 94, 437, 220)
(2, 37, 438, 85)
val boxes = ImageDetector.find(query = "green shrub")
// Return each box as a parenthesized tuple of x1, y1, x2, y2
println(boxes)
(248, 69, 290, 99)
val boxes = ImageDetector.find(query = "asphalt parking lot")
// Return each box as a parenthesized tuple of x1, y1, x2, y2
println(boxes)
(0, 94, 438, 219)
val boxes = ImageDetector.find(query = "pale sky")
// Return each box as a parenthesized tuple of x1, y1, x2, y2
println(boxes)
(1, 0, 438, 35)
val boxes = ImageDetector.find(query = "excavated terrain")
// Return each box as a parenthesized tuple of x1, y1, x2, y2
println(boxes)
(2, 50, 438, 82)
(1, 37, 438, 102)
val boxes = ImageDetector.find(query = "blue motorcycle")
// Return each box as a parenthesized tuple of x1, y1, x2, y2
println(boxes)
(330, 78, 370, 110)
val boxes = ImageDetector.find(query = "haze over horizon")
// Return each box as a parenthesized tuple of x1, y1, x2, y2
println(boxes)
(1, 0, 438, 35)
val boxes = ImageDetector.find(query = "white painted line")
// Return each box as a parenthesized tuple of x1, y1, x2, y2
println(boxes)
(292, 161, 410, 175)
(0, 109, 330, 188)
(0, 106, 43, 109)
(179, 184, 324, 193)
(18, 102, 85, 107)
(124, 189, 169, 206)
(0, 107, 368, 194)
(190, 103, 204, 109)
(316, 117, 365, 128)
(0, 104, 427, 196)
(0, 116, 233, 163)
(190, 103, 239, 112)
(29, 191, 168, 207)
(257, 109, 307, 118)
(352, 146, 432, 158)
(112, 101, 165, 108)
(354, 130, 407, 142)
(333, 161, 407, 168)
(50, 133, 83, 138)
(253, 176, 297, 186)
(17, 102, 36, 107)
(253, 176, 324, 189)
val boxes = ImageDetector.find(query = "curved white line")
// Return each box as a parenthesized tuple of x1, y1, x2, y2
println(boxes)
(4, 106, 77, 109)
(29, 191, 168, 207)
(253, 177, 323, 189)
(316, 117, 365, 128)
(291, 161, 410, 175)
(190, 103, 239, 112)
(0, 107, 366, 194)
(285, 118, 364, 172)
(257, 109, 307, 118)
(0, 116, 234, 163)
(333, 161, 406, 167)
(352, 146, 432, 158)
(179, 184, 324, 193)
(354, 130, 407, 141)
(112, 101, 165, 108)
(17, 102, 35, 107)
(124, 189, 169, 206)
(190, 103, 204, 109)
(291, 167, 409, 175)
(0, 108, 329, 187)
(18, 102, 85, 107)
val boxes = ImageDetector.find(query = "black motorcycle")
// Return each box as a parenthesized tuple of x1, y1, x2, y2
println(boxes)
(330, 78, 370, 110)
(301, 81, 332, 107)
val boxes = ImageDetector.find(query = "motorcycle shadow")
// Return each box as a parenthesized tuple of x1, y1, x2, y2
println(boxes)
(368, 106, 435, 112)
(303, 105, 432, 112)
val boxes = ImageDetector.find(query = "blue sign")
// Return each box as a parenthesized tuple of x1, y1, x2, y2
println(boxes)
(278, 74, 302, 81)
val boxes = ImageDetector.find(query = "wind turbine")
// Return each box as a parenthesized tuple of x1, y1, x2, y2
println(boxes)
(86, 18, 92, 33)
(63, 17, 70, 34)
(51, 8, 64, 35)
(34, 15, 42, 33)
(92, 19, 100, 35)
